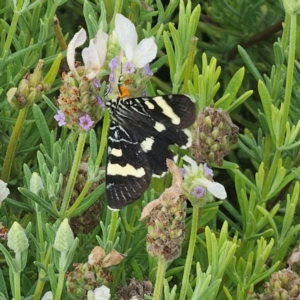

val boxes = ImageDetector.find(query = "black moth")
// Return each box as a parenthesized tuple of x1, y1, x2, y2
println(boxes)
(105, 94, 196, 209)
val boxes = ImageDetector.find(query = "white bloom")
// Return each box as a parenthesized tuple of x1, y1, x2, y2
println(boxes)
(67, 28, 108, 80)
(0, 180, 9, 203)
(182, 155, 198, 173)
(114, 14, 157, 68)
(87, 286, 111, 300)
(41, 291, 53, 300)
(206, 181, 227, 199)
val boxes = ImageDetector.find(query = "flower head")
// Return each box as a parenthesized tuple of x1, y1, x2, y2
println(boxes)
(182, 156, 227, 207)
(54, 110, 66, 127)
(79, 114, 95, 131)
(114, 14, 157, 68)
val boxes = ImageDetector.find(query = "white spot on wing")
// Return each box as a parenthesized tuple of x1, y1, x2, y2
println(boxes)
(144, 101, 155, 109)
(154, 122, 166, 132)
(153, 96, 180, 125)
(181, 129, 192, 149)
(110, 148, 123, 157)
(140, 137, 154, 152)
(107, 162, 146, 177)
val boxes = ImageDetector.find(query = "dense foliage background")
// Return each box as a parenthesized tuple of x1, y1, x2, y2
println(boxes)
(1, 0, 300, 299)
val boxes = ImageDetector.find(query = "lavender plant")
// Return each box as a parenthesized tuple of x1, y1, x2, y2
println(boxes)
(0, 0, 300, 300)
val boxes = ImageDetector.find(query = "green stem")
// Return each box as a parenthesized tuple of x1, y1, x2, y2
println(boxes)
(110, 209, 139, 295)
(33, 247, 52, 300)
(54, 251, 67, 300)
(179, 206, 200, 300)
(67, 111, 109, 216)
(2, 0, 23, 56)
(278, 12, 296, 147)
(1, 106, 29, 182)
(36, 209, 45, 262)
(13, 251, 22, 300)
(107, 210, 119, 242)
(152, 258, 167, 300)
(54, 270, 65, 300)
(59, 132, 87, 218)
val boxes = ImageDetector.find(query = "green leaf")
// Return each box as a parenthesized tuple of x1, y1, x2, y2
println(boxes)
(217, 67, 245, 109)
(68, 183, 105, 218)
(18, 188, 59, 218)
(238, 46, 263, 82)
(83, 0, 98, 38)
(32, 104, 51, 155)
(0, 269, 8, 299)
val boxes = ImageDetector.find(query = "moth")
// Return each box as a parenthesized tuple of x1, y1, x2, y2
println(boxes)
(105, 94, 196, 209)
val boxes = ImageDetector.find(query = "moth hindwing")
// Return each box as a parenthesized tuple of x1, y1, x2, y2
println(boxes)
(105, 94, 196, 209)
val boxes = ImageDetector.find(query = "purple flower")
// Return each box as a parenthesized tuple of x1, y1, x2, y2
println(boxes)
(93, 78, 101, 88)
(109, 56, 119, 70)
(54, 110, 66, 127)
(109, 72, 115, 83)
(144, 63, 153, 76)
(97, 95, 105, 108)
(123, 61, 135, 74)
(142, 90, 147, 97)
(106, 83, 112, 94)
(192, 186, 205, 199)
(79, 115, 94, 131)
(204, 163, 213, 177)
(179, 168, 186, 177)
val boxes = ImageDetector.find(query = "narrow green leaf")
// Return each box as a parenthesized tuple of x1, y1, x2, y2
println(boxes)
(83, 0, 98, 38)
(226, 90, 253, 112)
(238, 46, 263, 81)
(18, 188, 59, 218)
(217, 67, 245, 109)
(32, 104, 51, 154)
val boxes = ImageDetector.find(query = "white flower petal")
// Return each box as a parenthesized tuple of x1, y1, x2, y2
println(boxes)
(81, 30, 108, 80)
(206, 181, 227, 199)
(82, 42, 101, 80)
(132, 37, 157, 68)
(182, 155, 198, 173)
(93, 30, 108, 68)
(94, 286, 111, 300)
(41, 291, 53, 300)
(0, 180, 9, 202)
(67, 28, 87, 76)
(115, 14, 137, 60)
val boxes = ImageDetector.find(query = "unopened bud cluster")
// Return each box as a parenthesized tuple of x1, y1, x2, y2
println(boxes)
(146, 195, 186, 262)
(7, 60, 50, 110)
(56, 71, 102, 131)
(117, 279, 153, 299)
(66, 246, 122, 299)
(260, 269, 300, 300)
(191, 106, 239, 166)
(65, 262, 112, 299)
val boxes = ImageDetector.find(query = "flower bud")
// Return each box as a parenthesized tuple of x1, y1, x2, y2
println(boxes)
(6, 60, 50, 110)
(53, 218, 74, 252)
(7, 222, 29, 253)
(30, 172, 44, 195)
